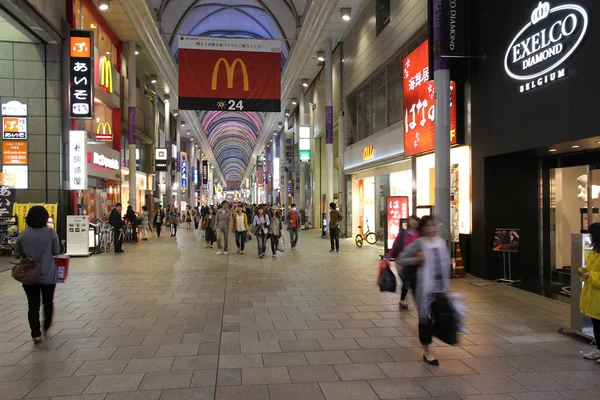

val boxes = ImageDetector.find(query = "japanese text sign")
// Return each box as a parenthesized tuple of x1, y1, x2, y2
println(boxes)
(403, 40, 457, 157)
(2, 117, 27, 140)
(387, 196, 409, 251)
(69, 130, 87, 189)
(202, 160, 208, 186)
(181, 158, 188, 189)
(2, 141, 28, 165)
(0, 187, 15, 218)
(69, 30, 93, 119)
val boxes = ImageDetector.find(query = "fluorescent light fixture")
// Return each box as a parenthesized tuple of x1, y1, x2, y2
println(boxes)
(186, 132, 190, 135)
(181, 121, 186, 126)
(278, 122, 283, 128)
(291, 98, 297, 105)
(98, 0, 109, 11)
(549, 149, 558, 152)
(302, 79, 309, 87)
(150, 75, 157, 83)
(173, 111, 178, 116)
(317, 51, 325, 62)
(571, 145, 581, 149)
(285, 110, 290, 117)
(106, 51, 110, 55)
(164, 94, 170, 102)
(135, 45, 140, 55)
(341, 8, 351, 21)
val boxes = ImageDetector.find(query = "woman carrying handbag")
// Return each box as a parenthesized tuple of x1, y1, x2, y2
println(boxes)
(13, 206, 61, 343)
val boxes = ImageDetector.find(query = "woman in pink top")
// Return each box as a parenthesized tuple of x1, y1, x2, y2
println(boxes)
(387, 215, 421, 309)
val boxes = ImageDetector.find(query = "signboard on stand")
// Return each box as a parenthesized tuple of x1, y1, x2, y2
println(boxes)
(386, 196, 409, 251)
(67, 215, 90, 256)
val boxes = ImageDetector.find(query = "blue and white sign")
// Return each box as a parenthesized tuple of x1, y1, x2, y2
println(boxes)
(181, 159, 188, 189)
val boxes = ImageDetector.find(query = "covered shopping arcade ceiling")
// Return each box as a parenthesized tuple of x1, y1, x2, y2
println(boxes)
(151, 0, 304, 188)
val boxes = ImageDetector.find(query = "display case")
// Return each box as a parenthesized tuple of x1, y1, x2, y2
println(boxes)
(569, 233, 595, 340)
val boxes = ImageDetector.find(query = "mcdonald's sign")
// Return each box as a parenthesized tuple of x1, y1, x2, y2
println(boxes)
(97, 55, 113, 93)
(363, 145, 374, 161)
(178, 36, 281, 112)
(96, 121, 112, 141)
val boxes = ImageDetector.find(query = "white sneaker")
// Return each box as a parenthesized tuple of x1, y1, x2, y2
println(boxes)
(583, 349, 600, 360)
(224, 251, 228, 255)
(216, 250, 223, 255)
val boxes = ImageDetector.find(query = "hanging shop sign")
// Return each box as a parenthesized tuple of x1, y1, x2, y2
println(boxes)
(504, 2, 589, 93)
(155, 148, 168, 171)
(403, 40, 457, 157)
(298, 126, 310, 163)
(95, 121, 112, 141)
(1, 99, 27, 116)
(386, 196, 409, 251)
(363, 145, 374, 161)
(2, 141, 28, 165)
(89, 152, 119, 170)
(2, 117, 27, 140)
(202, 160, 208, 187)
(69, 30, 93, 119)
(97, 55, 113, 93)
(69, 130, 87, 190)
(256, 166, 264, 188)
(178, 36, 281, 112)
(431, 0, 467, 58)
(273, 157, 280, 189)
(0, 187, 15, 218)
(181, 158, 188, 189)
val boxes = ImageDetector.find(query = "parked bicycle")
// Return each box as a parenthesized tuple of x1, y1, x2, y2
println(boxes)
(355, 218, 379, 247)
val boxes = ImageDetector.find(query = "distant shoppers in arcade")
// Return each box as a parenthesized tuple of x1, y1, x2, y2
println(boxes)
(215, 201, 232, 255)
(253, 206, 270, 258)
(329, 202, 344, 253)
(153, 205, 165, 238)
(139, 205, 150, 241)
(387, 215, 421, 309)
(185, 205, 193, 230)
(288, 203, 300, 249)
(202, 207, 216, 248)
(109, 203, 124, 253)
(269, 208, 283, 257)
(168, 205, 179, 237)
(125, 205, 138, 242)
(579, 222, 600, 361)
(15, 206, 61, 343)
(233, 205, 249, 254)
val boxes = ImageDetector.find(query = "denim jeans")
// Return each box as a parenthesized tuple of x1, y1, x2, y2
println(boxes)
(289, 227, 299, 247)
(235, 230, 247, 251)
(270, 234, 280, 254)
(330, 226, 339, 251)
(23, 284, 56, 338)
(256, 232, 267, 255)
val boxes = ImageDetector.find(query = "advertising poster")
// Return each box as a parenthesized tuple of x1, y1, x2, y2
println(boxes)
(386, 196, 409, 251)
(178, 36, 281, 112)
(43, 203, 58, 231)
(67, 215, 90, 256)
(493, 228, 520, 252)
(403, 40, 457, 157)
(0, 187, 15, 218)
(13, 203, 30, 232)
(69, 30, 93, 119)
(2, 141, 28, 165)
(0, 216, 18, 250)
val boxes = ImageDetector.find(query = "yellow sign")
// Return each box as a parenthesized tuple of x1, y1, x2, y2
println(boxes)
(13, 203, 30, 232)
(98, 55, 113, 93)
(211, 58, 250, 91)
(13, 203, 59, 231)
(96, 121, 112, 141)
(363, 145, 374, 161)
(0, 173, 17, 187)
(43, 203, 58, 231)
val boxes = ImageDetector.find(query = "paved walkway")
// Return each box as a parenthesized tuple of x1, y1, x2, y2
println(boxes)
(0, 229, 598, 400)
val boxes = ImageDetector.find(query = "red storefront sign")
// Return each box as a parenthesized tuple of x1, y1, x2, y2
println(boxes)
(403, 40, 457, 157)
(387, 196, 409, 251)
(178, 36, 281, 112)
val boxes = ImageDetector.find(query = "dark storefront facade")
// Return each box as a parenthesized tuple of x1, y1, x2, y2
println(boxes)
(470, 0, 599, 297)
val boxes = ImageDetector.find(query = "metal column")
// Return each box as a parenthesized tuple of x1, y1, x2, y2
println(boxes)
(325, 38, 334, 208)
(127, 41, 137, 210)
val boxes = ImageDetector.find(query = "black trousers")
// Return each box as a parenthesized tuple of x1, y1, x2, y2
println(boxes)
(113, 228, 122, 252)
(23, 284, 56, 338)
(400, 269, 417, 301)
(155, 223, 162, 237)
(330, 227, 340, 250)
(270, 234, 280, 254)
(592, 318, 600, 349)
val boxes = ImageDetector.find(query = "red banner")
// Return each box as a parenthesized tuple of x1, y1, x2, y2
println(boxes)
(387, 196, 409, 251)
(178, 36, 281, 112)
(403, 40, 457, 157)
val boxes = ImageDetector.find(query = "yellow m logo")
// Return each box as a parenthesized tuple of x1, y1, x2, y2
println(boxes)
(211, 58, 250, 92)
(363, 145, 374, 160)
(97, 122, 112, 136)
(98, 55, 113, 93)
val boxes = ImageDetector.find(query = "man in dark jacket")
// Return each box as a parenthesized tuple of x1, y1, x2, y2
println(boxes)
(109, 203, 124, 253)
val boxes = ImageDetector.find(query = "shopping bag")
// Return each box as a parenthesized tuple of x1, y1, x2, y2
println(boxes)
(55, 255, 70, 283)
(277, 235, 285, 252)
(378, 265, 397, 292)
(432, 293, 458, 345)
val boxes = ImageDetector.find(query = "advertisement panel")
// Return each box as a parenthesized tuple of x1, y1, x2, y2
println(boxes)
(2, 117, 27, 140)
(386, 196, 410, 251)
(202, 160, 208, 186)
(178, 36, 281, 112)
(403, 40, 457, 157)
(95, 121, 112, 141)
(2, 141, 28, 165)
(69, 130, 87, 190)
(155, 148, 168, 171)
(66, 215, 90, 256)
(69, 30, 93, 119)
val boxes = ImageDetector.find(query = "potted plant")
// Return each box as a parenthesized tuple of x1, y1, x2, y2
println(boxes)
(301, 209, 308, 230)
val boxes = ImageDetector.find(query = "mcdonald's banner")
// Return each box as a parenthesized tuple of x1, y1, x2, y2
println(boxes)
(178, 36, 281, 112)
(95, 121, 112, 141)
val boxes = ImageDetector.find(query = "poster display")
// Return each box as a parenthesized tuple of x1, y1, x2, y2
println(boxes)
(69, 130, 87, 190)
(403, 40, 457, 157)
(2, 141, 28, 165)
(0, 216, 18, 250)
(493, 228, 521, 252)
(13, 203, 30, 232)
(178, 36, 281, 112)
(386, 196, 409, 251)
(67, 215, 90, 256)
(0, 187, 15, 217)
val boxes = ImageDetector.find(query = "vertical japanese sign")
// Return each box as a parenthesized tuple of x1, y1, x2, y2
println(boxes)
(69, 130, 87, 189)
(403, 40, 457, 156)
(1, 98, 29, 189)
(202, 160, 208, 187)
(0, 187, 15, 218)
(181, 155, 188, 189)
(128, 107, 136, 143)
(2, 117, 27, 139)
(69, 30, 93, 119)
(0, 187, 17, 250)
(386, 196, 409, 251)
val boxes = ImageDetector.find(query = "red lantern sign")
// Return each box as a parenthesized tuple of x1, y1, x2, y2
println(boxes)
(387, 196, 409, 251)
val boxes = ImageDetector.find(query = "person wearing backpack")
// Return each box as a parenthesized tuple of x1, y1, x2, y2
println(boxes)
(387, 215, 421, 309)
(14, 206, 61, 343)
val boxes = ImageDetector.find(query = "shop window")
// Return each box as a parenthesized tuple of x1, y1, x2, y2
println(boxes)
(346, 94, 358, 145)
(371, 86, 387, 134)
(357, 98, 371, 141)
(376, 0, 391, 37)
(387, 74, 403, 126)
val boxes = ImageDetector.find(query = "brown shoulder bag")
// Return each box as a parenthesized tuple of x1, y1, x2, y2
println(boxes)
(11, 232, 52, 284)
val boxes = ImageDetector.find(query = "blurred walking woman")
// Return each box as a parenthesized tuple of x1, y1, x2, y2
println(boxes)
(269, 208, 283, 257)
(15, 206, 60, 343)
(203, 207, 216, 248)
(397, 216, 450, 366)
(252, 207, 270, 258)
(169, 205, 178, 237)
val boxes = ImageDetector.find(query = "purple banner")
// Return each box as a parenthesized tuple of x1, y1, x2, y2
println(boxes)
(325, 106, 333, 144)
(432, 0, 450, 71)
(128, 106, 136, 143)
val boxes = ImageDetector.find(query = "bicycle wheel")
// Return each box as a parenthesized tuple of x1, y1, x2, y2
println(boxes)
(365, 232, 378, 245)
(355, 234, 363, 248)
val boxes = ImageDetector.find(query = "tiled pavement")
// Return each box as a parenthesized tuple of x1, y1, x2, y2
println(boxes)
(0, 229, 599, 400)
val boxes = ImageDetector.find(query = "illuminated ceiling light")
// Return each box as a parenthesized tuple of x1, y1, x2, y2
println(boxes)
(341, 8, 351, 21)
(150, 74, 157, 83)
(181, 121, 186, 127)
(135, 45, 140, 55)
(291, 98, 297, 105)
(98, 0, 110, 11)
(548, 149, 558, 152)
(191, 138, 194, 141)
(106, 51, 110, 55)
(302, 79, 308, 87)
(278, 122, 283, 128)
(90, 23, 96, 29)
(597, 141, 600, 144)
(186, 132, 190, 135)
(317, 51, 325, 62)
(571, 145, 581, 149)
(173, 111, 178, 116)
(285, 110, 290, 117)
(164, 94, 170, 102)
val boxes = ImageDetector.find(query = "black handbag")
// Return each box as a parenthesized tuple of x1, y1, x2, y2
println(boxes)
(378, 265, 397, 292)
(432, 293, 458, 345)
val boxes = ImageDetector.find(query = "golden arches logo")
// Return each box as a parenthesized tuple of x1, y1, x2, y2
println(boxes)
(98, 55, 113, 93)
(363, 145, 374, 160)
(96, 122, 112, 139)
(211, 58, 250, 92)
